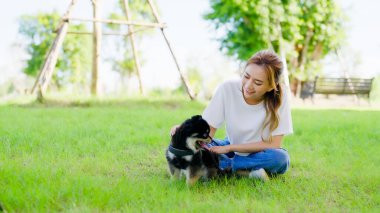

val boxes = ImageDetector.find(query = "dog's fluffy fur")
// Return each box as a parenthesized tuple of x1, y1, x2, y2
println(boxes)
(166, 115, 220, 186)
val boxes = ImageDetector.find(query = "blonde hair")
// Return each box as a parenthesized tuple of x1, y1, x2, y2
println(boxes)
(245, 50, 283, 142)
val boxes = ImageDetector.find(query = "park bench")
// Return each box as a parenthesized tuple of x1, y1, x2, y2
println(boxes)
(300, 77, 374, 102)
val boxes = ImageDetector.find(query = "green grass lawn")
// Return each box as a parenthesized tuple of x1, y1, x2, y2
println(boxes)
(1, 99, 379, 212)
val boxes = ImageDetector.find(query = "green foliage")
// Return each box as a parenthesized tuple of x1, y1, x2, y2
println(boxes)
(18, 12, 91, 89)
(175, 66, 204, 96)
(106, 0, 156, 31)
(187, 66, 203, 95)
(121, 0, 156, 22)
(0, 101, 379, 212)
(205, 0, 346, 81)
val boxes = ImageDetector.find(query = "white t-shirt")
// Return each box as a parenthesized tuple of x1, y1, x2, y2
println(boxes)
(202, 79, 293, 156)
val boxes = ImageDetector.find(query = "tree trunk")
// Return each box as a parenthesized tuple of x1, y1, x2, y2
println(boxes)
(293, 29, 313, 97)
(290, 78, 299, 96)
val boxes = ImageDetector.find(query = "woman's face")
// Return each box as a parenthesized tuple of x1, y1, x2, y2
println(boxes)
(242, 63, 273, 103)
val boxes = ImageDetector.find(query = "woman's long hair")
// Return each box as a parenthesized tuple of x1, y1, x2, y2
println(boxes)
(245, 50, 283, 142)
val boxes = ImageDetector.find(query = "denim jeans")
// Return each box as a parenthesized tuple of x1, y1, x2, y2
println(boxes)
(209, 138, 290, 175)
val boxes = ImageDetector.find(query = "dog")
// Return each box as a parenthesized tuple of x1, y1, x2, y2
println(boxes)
(166, 115, 220, 186)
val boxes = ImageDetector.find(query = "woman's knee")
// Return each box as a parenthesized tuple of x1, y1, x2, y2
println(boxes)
(229, 149, 290, 174)
(265, 149, 290, 174)
(270, 149, 289, 164)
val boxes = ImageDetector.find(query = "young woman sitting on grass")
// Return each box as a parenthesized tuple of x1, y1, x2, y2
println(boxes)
(171, 50, 293, 182)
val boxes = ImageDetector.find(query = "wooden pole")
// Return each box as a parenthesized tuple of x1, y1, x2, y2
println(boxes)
(122, 0, 144, 95)
(91, 0, 102, 95)
(31, 0, 194, 99)
(146, 0, 195, 100)
(31, 0, 77, 95)
(67, 17, 166, 28)
(63, 28, 148, 36)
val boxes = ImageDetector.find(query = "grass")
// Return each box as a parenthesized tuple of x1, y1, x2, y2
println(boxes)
(0, 98, 379, 212)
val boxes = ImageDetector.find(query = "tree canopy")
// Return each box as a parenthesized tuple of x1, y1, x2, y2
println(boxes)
(204, 0, 346, 83)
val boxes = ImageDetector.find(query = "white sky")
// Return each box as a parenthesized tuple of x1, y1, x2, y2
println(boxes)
(0, 0, 379, 91)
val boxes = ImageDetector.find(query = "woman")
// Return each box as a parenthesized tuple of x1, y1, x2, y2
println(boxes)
(172, 50, 293, 181)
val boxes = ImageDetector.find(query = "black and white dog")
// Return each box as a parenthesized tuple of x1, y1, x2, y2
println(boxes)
(166, 115, 220, 186)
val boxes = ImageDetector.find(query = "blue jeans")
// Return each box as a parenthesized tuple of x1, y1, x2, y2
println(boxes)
(209, 138, 290, 175)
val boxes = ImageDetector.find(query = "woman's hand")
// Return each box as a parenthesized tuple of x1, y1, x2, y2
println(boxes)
(209, 145, 232, 154)
(170, 125, 180, 136)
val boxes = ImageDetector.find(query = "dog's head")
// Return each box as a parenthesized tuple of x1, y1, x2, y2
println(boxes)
(171, 115, 212, 152)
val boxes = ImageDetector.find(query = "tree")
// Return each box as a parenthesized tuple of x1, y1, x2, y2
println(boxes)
(19, 12, 91, 90)
(204, 0, 346, 95)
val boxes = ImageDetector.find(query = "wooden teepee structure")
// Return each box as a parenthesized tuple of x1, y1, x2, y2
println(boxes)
(31, 0, 195, 100)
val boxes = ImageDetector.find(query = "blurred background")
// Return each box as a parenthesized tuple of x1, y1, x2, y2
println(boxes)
(0, 0, 379, 105)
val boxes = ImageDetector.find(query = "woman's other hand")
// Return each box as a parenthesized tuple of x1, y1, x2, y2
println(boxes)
(209, 145, 231, 154)
(170, 125, 180, 136)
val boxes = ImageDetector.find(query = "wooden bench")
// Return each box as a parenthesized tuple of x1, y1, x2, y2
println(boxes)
(300, 77, 374, 102)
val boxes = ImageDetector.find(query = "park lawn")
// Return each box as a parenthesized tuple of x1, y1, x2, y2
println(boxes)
(0, 99, 379, 212)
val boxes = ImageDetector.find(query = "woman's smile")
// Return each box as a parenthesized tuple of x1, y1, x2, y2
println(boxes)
(244, 88, 255, 95)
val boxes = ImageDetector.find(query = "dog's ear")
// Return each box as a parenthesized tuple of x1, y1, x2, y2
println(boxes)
(191, 115, 202, 121)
